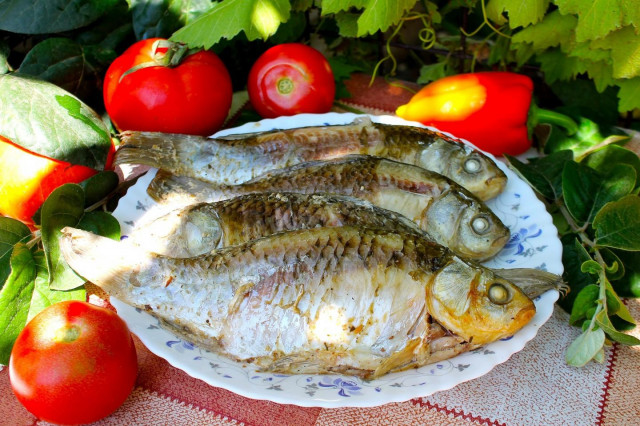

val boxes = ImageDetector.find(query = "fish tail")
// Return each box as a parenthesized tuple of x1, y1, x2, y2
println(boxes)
(60, 227, 140, 297)
(114, 131, 202, 170)
(492, 268, 568, 298)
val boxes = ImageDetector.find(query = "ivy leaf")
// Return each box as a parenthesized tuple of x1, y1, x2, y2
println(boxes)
(40, 184, 86, 291)
(616, 77, 640, 113)
(0, 0, 119, 34)
(591, 26, 640, 79)
(171, 0, 292, 48)
(565, 327, 605, 367)
(130, 0, 214, 40)
(0, 243, 36, 365)
(322, 0, 419, 36)
(27, 251, 85, 322)
(18, 38, 85, 94)
(0, 74, 111, 169)
(0, 217, 31, 289)
(554, 0, 640, 42)
(562, 162, 635, 226)
(509, 9, 571, 47)
(593, 195, 640, 251)
(504, 150, 572, 201)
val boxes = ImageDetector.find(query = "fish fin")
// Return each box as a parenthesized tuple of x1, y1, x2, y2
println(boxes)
(59, 227, 141, 297)
(114, 131, 205, 169)
(372, 337, 423, 378)
(492, 268, 567, 298)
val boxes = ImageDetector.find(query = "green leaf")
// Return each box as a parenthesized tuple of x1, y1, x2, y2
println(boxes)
(171, 0, 292, 48)
(565, 328, 605, 367)
(131, 0, 214, 40)
(604, 279, 636, 324)
(0, 243, 36, 365)
(593, 195, 640, 251)
(535, 48, 588, 84)
(569, 284, 599, 325)
(322, 0, 419, 36)
(549, 80, 620, 126)
(40, 184, 86, 291)
(554, 0, 640, 42)
(0, 217, 31, 289)
(417, 61, 451, 85)
(504, 150, 573, 201)
(611, 250, 640, 297)
(562, 161, 635, 225)
(616, 77, 640, 113)
(543, 117, 606, 156)
(27, 251, 85, 322)
(0, 39, 9, 74)
(584, 145, 640, 189)
(0, 0, 119, 34)
(0, 74, 111, 169)
(486, 0, 550, 29)
(595, 310, 640, 346)
(334, 12, 359, 37)
(591, 26, 640, 79)
(580, 260, 602, 275)
(558, 237, 598, 313)
(328, 56, 366, 99)
(18, 38, 85, 94)
(77, 211, 121, 242)
(601, 248, 625, 281)
(79, 170, 119, 208)
(511, 10, 575, 49)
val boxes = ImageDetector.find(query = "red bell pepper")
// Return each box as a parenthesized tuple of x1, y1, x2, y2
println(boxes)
(395, 71, 577, 156)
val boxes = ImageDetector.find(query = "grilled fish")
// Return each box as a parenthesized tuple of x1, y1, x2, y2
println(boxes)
(147, 155, 510, 261)
(61, 225, 543, 379)
(115, 117, 507, 200)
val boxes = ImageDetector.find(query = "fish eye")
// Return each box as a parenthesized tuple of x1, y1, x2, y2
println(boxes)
(463, 158, 482, 174)
(471, 215, 491, 235)
(488, 283, 512, 305)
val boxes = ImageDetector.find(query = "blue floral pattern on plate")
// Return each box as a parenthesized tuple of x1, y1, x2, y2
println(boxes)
(111, 113, 563, 408)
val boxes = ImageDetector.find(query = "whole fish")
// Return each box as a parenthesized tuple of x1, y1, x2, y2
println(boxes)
(114, 117, 507, 200)
(126, 192, 426, 258)
(60, 225, 547, 379)
(147, 155, 510, 261)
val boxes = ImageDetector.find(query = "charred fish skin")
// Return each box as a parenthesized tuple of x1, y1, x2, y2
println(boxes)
(60, 225, 535, 379)
(114, 117, 506, 200)
(148, 155, 510, 261)
(127, 192, 426, 258)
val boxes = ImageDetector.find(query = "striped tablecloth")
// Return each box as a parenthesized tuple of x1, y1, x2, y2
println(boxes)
(2, 74, 639, 425)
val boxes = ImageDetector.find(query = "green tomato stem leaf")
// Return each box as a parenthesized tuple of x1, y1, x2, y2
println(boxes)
(593, 195, 640, 251)
(565, 328, 606, 367)
(0, 243, 36, 365)
(40, 184, 86, 291)
(0, 217, 32, 289)
(0, 73, 111, 170)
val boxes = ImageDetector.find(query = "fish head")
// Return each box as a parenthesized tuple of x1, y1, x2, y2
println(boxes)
(421, 190, 510, 261)
(130, 203, 223, 257)
(426, 258, 535, 345)
(417, 139, 507, 200)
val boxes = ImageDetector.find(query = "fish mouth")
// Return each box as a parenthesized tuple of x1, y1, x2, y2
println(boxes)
(513, 304, 536, 328)
(482, 175, 508, 200)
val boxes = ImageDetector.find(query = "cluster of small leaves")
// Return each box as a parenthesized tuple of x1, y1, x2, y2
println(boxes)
(0, 179, 120, 365)
(505, 122, 640, 366)
(486, 0, 640, 112)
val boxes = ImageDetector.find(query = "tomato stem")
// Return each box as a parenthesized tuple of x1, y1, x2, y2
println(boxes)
(55, 325, 81, 343)
(277, 77, 294, 95)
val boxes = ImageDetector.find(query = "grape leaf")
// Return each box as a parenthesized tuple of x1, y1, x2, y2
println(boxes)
(322, 0, 419, 36)
(487, 0, 550, 29)
(334, 12, 359, 38)
(0, 74, 111, 169)
(130, 0, 214, 40)
(0, 217, 31, 289)
(554, 0, 640, 42)
(0, 0, 118, 34)
(0, 243, 36, 365)
(535, 49, 588, 84)
(171, 0, 292, 49)
(593, 195, 640, 251)
(511, 10, 576, 50)
(615, 77, 640, 113)
(591, 26, 640, 79)
(418, 61, 451, 84)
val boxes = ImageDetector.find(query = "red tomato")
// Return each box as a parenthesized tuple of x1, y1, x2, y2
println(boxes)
(103, 38, 233, 136)
(0, 135, 115, 228)
(248, 43, 335, 118)
(9, 301, 138, 425)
